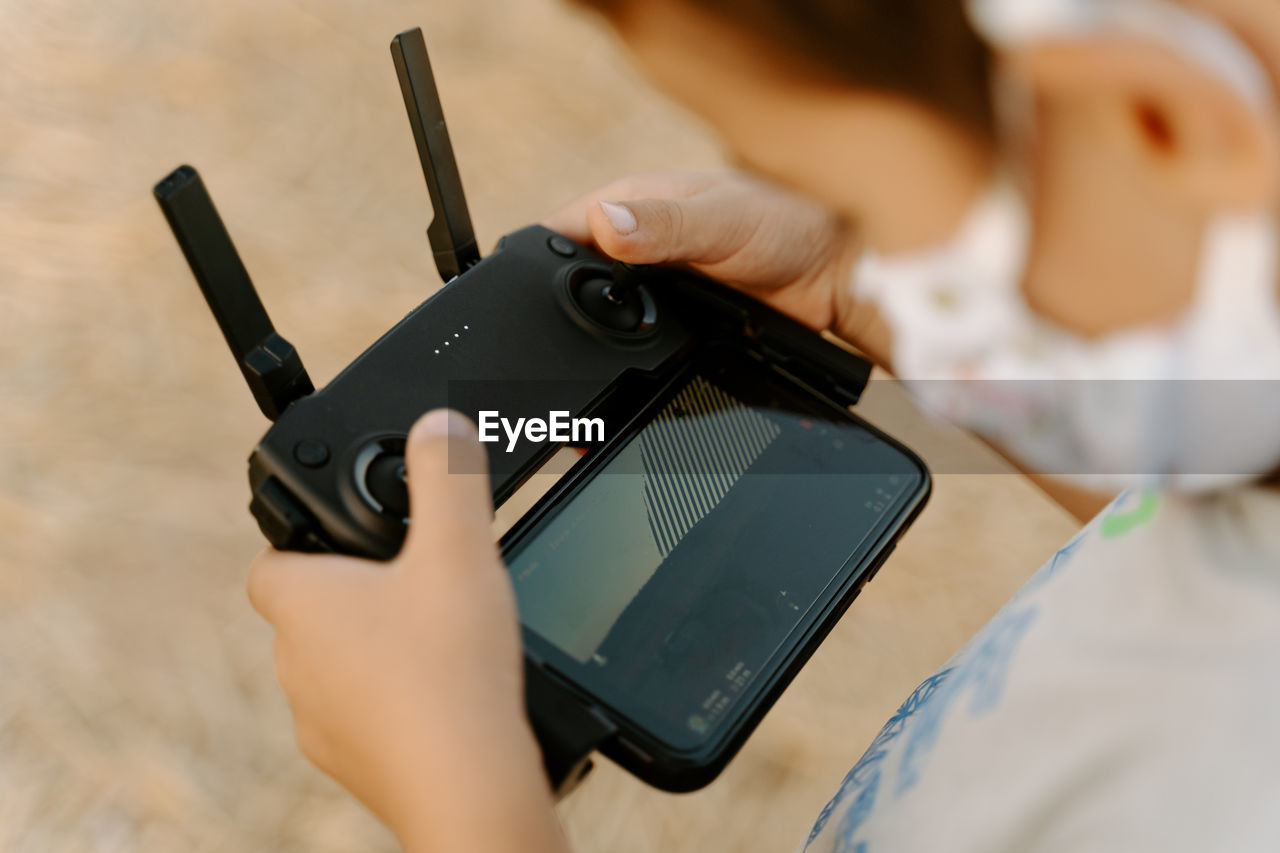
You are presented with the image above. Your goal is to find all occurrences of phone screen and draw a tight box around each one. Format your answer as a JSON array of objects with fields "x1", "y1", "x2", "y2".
[{"x1": 502, "y1": 347, "x2": 925, "y2": 752}]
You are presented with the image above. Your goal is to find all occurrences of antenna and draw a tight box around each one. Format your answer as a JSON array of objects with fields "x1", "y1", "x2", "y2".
[
  {"x1": 391, "y1": 28, "x2": 481, "y2": 282},
  {"x1": 154, "y1": 165, "x2": 314, "y2": 421}
]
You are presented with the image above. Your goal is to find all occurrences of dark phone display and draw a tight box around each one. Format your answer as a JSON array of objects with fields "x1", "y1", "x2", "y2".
[{"x1": 504, "y1": 351, "x2": 924, "y2": 751}]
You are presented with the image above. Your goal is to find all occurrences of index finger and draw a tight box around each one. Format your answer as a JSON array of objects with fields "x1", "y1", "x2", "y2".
[{"x1": 247, "y1": 547, "x2": 309, "y2": 625}]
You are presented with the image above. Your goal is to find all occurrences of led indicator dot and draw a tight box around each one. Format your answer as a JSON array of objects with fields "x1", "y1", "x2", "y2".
[
  {"x1": 464, "y1": 325, "x2": 470, "y2": 330},
  {"x1": 434, "y1": 349, "x2": 440, "y2": 354},
  {"x1": 444, "y1": 341, "x2": 450, "y2": 346},
  {"x1": 453, "y1": 333, "x2": 459, "y2": 338}
]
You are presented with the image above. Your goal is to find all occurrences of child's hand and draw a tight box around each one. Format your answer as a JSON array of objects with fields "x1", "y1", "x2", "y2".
[
  {"x1": 545, "y1": 171, "x2": 1113, "y2": 519},
  {"x1": 248, "y1": 410, "x2": 566, "y2": 853},
  {"x1": 543, "y1": 170, "x2": 893, "y2": 364}
]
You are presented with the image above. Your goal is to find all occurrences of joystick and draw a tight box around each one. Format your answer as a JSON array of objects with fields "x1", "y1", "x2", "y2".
[
  {"x1": 576, "y1": 276, "x2": 643, "y2": 331},
  {"x1": 349, "y1": 436, "x2": 410, "y2": 522},
  {"x1": 566, "y1": 261, "x2": 657, "y2": 337},
  {"x1": 364, "y1": 452, "x2": 409, "y2": 518}
]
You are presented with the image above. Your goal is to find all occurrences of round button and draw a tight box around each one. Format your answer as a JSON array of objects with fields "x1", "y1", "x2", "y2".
[
  {"x1": 365, "y1": 453, "x2": 410, "y2": 519},
  {"x1": 547, "y1": 235, "x2": 577, "y2": 258},
  {"x1": 293, "y1": 439, "x2": 331, "y2": 468}
]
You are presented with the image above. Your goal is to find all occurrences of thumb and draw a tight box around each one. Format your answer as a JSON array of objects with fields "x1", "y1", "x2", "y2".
[
  {"x1": 399, "y1": 410, "x2": 496, "y2": 571},
  {"x1": 588, "y1": 197, "x2": 752, "y2": 268}
]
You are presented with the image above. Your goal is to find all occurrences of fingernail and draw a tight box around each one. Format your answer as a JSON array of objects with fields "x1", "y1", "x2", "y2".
[
  {"x1": 599, "y1": 201, "x2": 638, "y2": 236},
  {"x1": 419, "y1": 409, "x2": 475, "y2": 438}
]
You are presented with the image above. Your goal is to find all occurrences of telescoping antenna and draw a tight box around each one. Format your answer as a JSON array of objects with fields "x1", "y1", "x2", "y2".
[
  {"x1": 391, "y1": 28, "x2": 482, "y2": 283},
  {"x1": 154, "y1": 165, "x2": 314, "y2": 421}
]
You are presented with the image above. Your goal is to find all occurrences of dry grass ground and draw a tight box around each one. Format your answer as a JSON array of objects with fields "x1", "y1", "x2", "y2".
[{"x1": 0, "y1": 1, "x2": 1079, "y2": 850}]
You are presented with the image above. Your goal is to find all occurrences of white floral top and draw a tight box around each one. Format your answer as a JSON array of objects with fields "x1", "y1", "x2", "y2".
[{"x1": 803, "y1": 488, "x2": 1280, "y2": 853}]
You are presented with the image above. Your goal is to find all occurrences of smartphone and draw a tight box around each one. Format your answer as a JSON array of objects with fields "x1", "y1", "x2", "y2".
[{"x1": 500, "y1": 344, "x2": 931, "y2": 791}]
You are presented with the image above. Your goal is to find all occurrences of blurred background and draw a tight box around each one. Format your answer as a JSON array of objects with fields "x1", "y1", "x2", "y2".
[{"x1": 0, "y1": 0, "x2": 1079, "y2": 850}]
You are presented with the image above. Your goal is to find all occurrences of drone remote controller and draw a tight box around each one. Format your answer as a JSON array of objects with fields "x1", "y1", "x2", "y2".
[{"x1": 155, "y1": 28, "x2": 925, "y2": 796}]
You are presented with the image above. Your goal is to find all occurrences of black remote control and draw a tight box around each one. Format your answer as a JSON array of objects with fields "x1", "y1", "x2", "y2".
[{"x1": 155, "y1": 27, "x2": 924, "y2": 797}]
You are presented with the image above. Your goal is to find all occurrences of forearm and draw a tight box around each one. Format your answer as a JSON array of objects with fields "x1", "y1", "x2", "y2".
[{"x1": 388, "y1": 719, "x2": 569, "y2": 853}]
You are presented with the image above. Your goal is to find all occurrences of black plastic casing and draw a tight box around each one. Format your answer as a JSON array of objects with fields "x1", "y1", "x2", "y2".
[
  {"x1": 245, "y1": 224, "x2": 930, "y2": 794},
  {"x1": 248, "y1": 225, "x2": 692, "y2": 558},
  {"x1": 247, "y1": 224, "x2": 882, "y2": 558}
]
